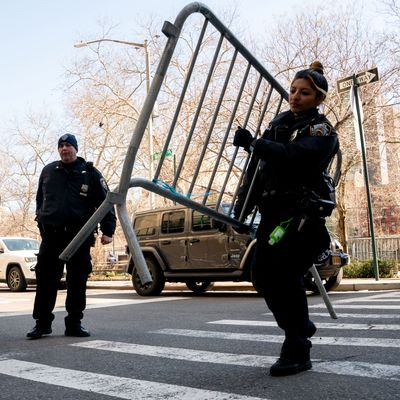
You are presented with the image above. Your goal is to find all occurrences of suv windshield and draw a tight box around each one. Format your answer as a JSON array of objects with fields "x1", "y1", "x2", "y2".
[{"x1": 3, "y1": 238, "x2": 40, "y2": 251}]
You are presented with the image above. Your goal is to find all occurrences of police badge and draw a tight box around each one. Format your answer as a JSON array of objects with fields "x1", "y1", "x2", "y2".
[{"x1": 80, "y1": 184, "x2": 89, "y2": 197}]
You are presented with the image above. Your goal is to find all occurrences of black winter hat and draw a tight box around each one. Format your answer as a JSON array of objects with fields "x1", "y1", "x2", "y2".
[{"x1": 58, "y1": 133, "x2": 78, "y2": 151}]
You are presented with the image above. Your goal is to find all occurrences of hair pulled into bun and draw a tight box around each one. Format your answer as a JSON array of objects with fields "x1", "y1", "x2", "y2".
[
  {"x1": 309, "y1": 61, "x2": 324, "y2": 75},
  {"x1": 293, "y1": 60, "x2": 328, "y2": 96}
]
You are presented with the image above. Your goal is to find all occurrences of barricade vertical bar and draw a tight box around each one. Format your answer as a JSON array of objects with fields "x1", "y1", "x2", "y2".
[
  {"x1": 214, "y1": 63, "x2": 252, "y2": 209},
  {"x1": 226, "y1": 84, "x2": 275, "y2": 217},
  {"x1": 253, "y1": 84, "x2": 274, "y2": 136},
  {"x1": 172, "y1": 33, "x2": 224, "y2": 190},
  {"x1": 213, "y1": 72, "x2": 263, "y2": 212},
  {"x1": 241, "y1": 74, "x2": 264, "y2": 128},
  {"x1": 237, "y1": 96, "x2": 285, "y2": 222},
  {"x1": 153, "y1": 18, "x2": 209, "y2": 181},
  {"x1": 188, "y1": 49, "x2": 239, "y2": 199},
  {"x1": 202, "y1": 71, "x2": 264, "y2": 206}
]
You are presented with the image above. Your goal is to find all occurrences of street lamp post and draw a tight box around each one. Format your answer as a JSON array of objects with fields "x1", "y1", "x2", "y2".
[{"x1": 74, "y1": 38, "x2": 155, "y2": 208}]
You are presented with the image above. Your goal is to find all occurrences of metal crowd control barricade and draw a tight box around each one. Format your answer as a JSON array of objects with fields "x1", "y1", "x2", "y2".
[{"x1": 60, "y1": 2, "x2": 337, "y2": 318}]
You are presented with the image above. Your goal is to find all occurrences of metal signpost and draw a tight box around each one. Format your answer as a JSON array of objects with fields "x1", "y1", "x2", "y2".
[{"x1": 337, "y1": 67, "x2": 380, "y2": 280}]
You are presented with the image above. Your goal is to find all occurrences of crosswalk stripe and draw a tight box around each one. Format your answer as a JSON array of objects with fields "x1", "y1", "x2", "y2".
[
  {"x1": 334, "y1": 299, "x2": 400, "y2": 303},
  {"x1": 72, "y1": 340, "x2": 277, "y2": 366},
  {"x1": 71, "y1": 340, "x2": 400, "y2": 381},
  {"x1": 0, "y1": 297, "x2": 187, "y2": 318},
  {"x1": 314, "y1": 360, "x2": 400, "y2": 380},
  {"x1": 309, "y1": 304, "x2": 400, "y2": 310},
  {"x1": 0, "y1": 359, "x2": 266, "y2": 400},
  {"x1": 333, "y1": 293, "x2": 400, "y2": 303},
  {"x1": 310, "y1": 312, "x2": 400, "y2": 319},
  {"x1": 209, "y1": 319, "x2": 400, "y2": 331},
  {"x1": 0, "y1": 299, "x2": 31, "y2": 304},
  {"x1": 153, "y1": 328, "x2": 400, "y2": 348}
]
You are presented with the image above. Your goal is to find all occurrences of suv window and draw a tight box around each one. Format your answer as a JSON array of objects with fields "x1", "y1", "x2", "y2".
[
  {"x1": 134, "y1": 215, "x2": 157, "y2": 237},
  {"x1": 192, "y1": 211, "x2": 213, "y2": 231},
  {"x1": 161, "y1": 211, "x2": 185, "y2": 234},
  {"x1": 2, "y1": 238, "x2": 40, "y2": 251}
]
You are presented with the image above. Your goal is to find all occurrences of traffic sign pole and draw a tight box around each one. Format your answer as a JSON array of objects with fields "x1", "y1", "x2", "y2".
[{"x1": 351, "y1": 74, "x2": 380, "y2": 280}]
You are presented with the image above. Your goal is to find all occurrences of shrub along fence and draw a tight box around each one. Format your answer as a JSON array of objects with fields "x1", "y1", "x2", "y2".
[{"x1": 346, "y1": 236, "x2": 400, "y2": 278}]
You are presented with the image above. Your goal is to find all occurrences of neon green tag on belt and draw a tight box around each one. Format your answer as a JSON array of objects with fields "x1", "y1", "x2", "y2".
[{"x1": 268, "y1": 217, "x2": 293, "y2": 245}]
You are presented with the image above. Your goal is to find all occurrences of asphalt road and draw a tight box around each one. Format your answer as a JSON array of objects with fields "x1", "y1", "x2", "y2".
[{"x1": 1, "y1": 287, "x2": 400, "y2": 399}]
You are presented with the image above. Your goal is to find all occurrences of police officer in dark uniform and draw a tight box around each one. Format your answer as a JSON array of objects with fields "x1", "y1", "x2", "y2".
[
  {"x1": 233, "y1": 62, "x2": 339, "y2": 376},
  {"x1": 27, "y1": 133, "x2": 116, "y2": 339}
]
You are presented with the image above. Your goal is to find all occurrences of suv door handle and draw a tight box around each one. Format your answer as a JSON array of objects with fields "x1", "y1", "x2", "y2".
[
  {"x1": 189, "y1": 238, "x2": 200, "y2": 244},
  {"x1": 160, "y1": 240, "x2": 171, "y2": 245}
]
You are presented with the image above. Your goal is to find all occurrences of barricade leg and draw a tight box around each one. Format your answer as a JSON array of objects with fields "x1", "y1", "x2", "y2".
[{"x1": 309, "y1": 264, "x2": 338, "y2": 319}]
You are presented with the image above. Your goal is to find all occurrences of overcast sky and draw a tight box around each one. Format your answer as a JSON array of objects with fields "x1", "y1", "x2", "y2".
[{"x1": 1, "y1": 0, "x2": 382, "y2": 131}]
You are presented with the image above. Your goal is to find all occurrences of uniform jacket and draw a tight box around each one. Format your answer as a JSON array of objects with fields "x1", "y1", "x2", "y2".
[
  {"x1": 36, "y1": 156, "x2": 116, "y2": 237},
  {"x1": 234, "y1": 108, "x2": 339, "y2": 221}
]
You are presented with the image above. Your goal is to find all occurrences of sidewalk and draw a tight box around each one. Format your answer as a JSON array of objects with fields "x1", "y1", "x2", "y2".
[{"x1": 87, "y1": 278, "x2": 400, "y2": 292}]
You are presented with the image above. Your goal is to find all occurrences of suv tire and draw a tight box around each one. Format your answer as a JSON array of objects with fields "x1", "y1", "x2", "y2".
[
  {"x1": 7, "y1": 265, "x2": 27, "y2": 292},
  {"x1": 304, "y1": 267, "x2": 343, "y2": 294},
  {"x1": 185, "y1": 280, "x2": 214, "y2": 294},
  {"x1": 132, "y1": 257, "x2": 165, "y2": 296}
]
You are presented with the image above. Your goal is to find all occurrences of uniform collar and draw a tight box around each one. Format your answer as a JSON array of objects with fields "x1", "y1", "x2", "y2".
[{"x1": 55, "y1": 157, "x2": 86, "y2": 171}]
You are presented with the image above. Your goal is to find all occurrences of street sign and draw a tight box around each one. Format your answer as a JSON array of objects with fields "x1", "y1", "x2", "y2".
[
  {"x1": 152, "y1": 148, "x2": 173, "y2": 160},
  {"x1": 336, "y1": 67, "x2": 379, "y2": 94}
]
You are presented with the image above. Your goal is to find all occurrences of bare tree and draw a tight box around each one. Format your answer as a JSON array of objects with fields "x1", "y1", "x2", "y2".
[{"x1": 0, "y1": 112, "x2": 57, "y2": 237}]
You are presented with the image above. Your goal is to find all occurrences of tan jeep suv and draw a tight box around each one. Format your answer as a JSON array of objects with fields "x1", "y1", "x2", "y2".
[{"x1": 126, "y1": 205, "x2": 349, "y2": 296}]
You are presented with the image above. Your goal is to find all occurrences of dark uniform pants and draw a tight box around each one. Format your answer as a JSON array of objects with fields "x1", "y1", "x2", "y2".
[
  {"x1": 33, "y1": 225, "x2": 93, "y2": 329},
  {"x1": 252, "y1": 215, "x2": 330, "y2": 359}
]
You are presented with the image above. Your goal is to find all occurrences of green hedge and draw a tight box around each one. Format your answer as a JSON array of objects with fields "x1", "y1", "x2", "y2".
[{"x1": 344, "y1": 260, "x2": 398, "y2": 278}]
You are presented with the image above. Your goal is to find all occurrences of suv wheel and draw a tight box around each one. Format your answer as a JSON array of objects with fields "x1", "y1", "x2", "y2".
[
  {"x1": 7, "y1": 266, "x2": 27, "y2": 292},
  {"x1": 304, "y1": 268, "x2": 343, "y2": 294},
  {"x1": 185, "y1": 280, "x2": 214, "y2": 294},
  {"x1": 132, "y1": 258, "x2": 165, "y2": 296}
]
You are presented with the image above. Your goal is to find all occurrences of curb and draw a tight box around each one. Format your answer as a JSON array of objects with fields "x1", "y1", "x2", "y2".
[
  {"x1": 335, "y1": 280, "x2": 400, "y2": 291},
  {"x1": 87, "y1": 279, "x2": 400, "y2": 292}
]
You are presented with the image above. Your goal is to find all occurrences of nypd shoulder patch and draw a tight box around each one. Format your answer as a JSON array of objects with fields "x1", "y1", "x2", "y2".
[{"x1": 310, "y1": 123, "x2": 332, "y2": 137}]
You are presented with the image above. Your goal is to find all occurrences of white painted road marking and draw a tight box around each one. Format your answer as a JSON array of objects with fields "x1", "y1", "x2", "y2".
[
  {"x1": 0, "y1": 359, "x2": 266, "y2": 400},
  {"x1": 154, "y1": 328, "x2": 400, "y2": 348},
  {"x1": 72, "y1": 339, "x2": 277, "y2": 366},
  {"x1": 310, "y1": 312, "x2": 400, "y2": 319},
  {"x1": 309, "y1": 304, "x2": 400, "y2": 310},
  {"x1": 209, "y1": 319, "x2": 400, "y2": 331},
  {"x1": 314, "y1": 359, "x2": 400, "y2": 380},
  {"x1": 333, "y1": 293, "x2": 400, "y2": 303},
  {"x1": 72, "y1": 340, "x2": 400, "y2": 381},
  {"x1": 0, "y1": 296, "x2": 187, "y2": 318}
]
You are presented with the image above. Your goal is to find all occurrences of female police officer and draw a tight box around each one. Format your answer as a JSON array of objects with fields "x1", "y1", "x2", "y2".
[{"x1": 233, "y1": 61, "x2": 339, "y2": 376}]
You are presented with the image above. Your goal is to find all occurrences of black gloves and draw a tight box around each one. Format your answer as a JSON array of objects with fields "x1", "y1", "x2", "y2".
[{"x1": 233, "y1": 128, "x2": 253, "y2": 150}]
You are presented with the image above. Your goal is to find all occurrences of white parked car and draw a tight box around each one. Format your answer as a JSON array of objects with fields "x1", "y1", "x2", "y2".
[{"x1": 0, "y1": 237, "x2": 39, "y2": 291}]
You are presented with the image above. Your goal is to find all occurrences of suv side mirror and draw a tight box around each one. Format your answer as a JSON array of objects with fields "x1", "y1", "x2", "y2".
[{"x1": 211, "y1": 219, "x2": 227, "y2": 232}]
